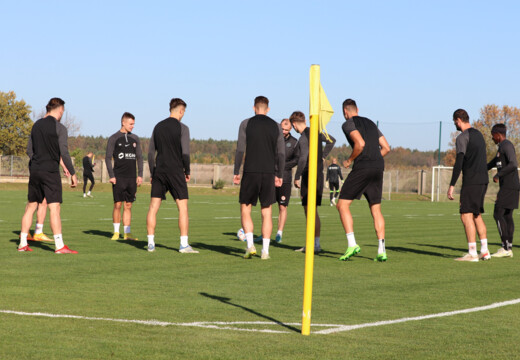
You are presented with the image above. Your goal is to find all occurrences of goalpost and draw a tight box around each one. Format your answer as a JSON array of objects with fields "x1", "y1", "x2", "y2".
[
  {"x1": 431, "y1": 165, "x2": 517, "y2": 202},
  {"x1": 431, "y1": 166, "x2": 453, "y2": 202}
]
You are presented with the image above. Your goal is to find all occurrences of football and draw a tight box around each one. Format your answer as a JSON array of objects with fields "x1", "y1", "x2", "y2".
[{"x1": 237, "y1": 228, "x2": 246, "y2": 241}]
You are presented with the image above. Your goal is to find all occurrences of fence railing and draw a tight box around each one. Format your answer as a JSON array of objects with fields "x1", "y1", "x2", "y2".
[{"x1": 1, "y1": 155, "x2": 443, "y2": 197}]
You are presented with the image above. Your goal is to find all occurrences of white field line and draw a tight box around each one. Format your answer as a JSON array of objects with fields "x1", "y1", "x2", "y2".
[
  {"x1": 2, "y1": 298, "x2": 519, "y2": 335},
  {"x1": 314, "y1": 298, "x2": 520, "y2": 335}
]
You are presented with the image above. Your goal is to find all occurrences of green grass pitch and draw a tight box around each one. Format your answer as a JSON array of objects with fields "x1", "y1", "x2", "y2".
[{"x1": 1, "y1": 184, "x2": 519, "y2": 359}]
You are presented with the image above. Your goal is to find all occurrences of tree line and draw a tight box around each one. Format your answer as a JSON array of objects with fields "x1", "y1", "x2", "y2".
[{"x1": 2, "y1": 90, "x2": 518, "y2": 169}]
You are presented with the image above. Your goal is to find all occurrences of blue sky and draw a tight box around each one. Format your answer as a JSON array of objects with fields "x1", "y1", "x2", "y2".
[{"x1": 2, "y1": 0, "x2": 519, "y2": 151}]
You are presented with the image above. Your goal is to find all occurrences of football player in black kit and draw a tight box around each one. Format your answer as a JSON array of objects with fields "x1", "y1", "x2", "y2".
[
  {"x1": 106, "y1": 112, "x2": 143, "y2": 241},
  {"x1": 233, "y1": 96, "x2": 285, "y2": 260},
  {"x1": 326, "y1": 158, "x2": 343, "y2": 206},
  {"x1": 290, "y1": 111, "x2": 335, "y2": 254},
  {"x1": 18, "y1": 97, "x2": 78, "y2": 254},
  {"x1": 487, "y1": 124, "x2": 519, "y2": 258},
  {"x1": 273, "y1": 118, "x2": 299, "y2": 243},
  {"x1": 147, "y1": 98, "x2": 198, "y2": 253},
  {"x1": 337, "y1": 99, "x2": 390, "y2": 262}
]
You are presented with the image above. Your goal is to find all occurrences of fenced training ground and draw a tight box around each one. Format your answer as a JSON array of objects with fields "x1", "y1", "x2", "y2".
[{"x1": 1, "y1": 184, "x2": 519, "y2": 359}]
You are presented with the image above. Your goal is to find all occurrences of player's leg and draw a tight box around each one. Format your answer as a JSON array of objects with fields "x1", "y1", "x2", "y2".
[
  {"x1": 241, "y1": 203, "x2": 257, "y2": 257},
  {"x1": 19, "y1": 201, "x2": 38, "y2": 251},
  {"x1": 259, "y1": 205, "x2": 272, "y2": 258},
  {"x1": 456, "y1": 213, "x2": 479, "y2": 262},
  {"x1": 474, "y1": 214, "x2": 489, "y2": 259},
  {"x1": 176, "y1": 198, "x2": 197, "y2": 253},
  {"x1": 277, "y1": 204, "x2": 288, "y2": 241},
  {"x1": 122, "y1": 202, "x2": 138, "y2": 240},
  {"x1": 329, "y1": 181, "x2": 334, "y2": 205},
  {"x1": 89, "y1": 175, "x2": 95, "y2": 193},
  {"x1": 47, "y1": 202, "x2": 76, "y2": 253},
  {"x1": 493, "y1": 205, "x2": 508, "y2": 250},
  {"x1": 112, "y1": 201, "x2": 122, "y2": 240},
  {"x1": 337, "y1": 199, "x2": 361, "y2": 260},
  {"x1": 370, "y1": 203, "x2": 387, "y2": 261},
  {"x1": 83, "y1": 176, "x2": 88, "y2": 196},
  {"x1": 505, "y1": 208, "x2": 514, "y2": 252},
  {"x1": 32, "y1": 199, "x2": 51, "y2": 241},
  {"x1": 146, "y1": 197, "x2": 162, "y2": 252}
]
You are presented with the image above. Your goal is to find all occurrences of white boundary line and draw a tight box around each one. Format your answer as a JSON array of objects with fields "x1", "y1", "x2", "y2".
[
  {"x1": 314, "y1": 298, "x2": 520, "y2": 335},
  {"x1": 1, "y1": 298, "x2": 519, "y2": 335}
]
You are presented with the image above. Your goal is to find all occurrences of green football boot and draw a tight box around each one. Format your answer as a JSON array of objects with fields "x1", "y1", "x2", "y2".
[
  {"x1": 339, "y1": 245, "x2": 361, "y2": 261},
  {"x1": 374, "y1": 252, "x2": 388, "y2": 262}
]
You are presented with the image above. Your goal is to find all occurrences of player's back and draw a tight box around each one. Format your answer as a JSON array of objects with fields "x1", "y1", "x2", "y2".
[
  {"x1": 244, "y1": 114, "x2": 279, "y2": 174},
  {"x1": 152, "y1": 117, "x2": 185, "y2": 175},
  {"x1": 29, "y1": 116, "x2": 61, "y2": 173}
]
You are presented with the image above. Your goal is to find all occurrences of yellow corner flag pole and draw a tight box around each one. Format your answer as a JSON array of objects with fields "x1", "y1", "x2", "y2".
[{"x1": 302, "y1": 65, "x2": 321, "y2": 336}]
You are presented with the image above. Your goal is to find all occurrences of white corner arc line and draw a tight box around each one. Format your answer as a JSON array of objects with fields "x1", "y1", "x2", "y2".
[
  {"x1": 314, "y1": 298, "x2": 520, "y2": 335},
  {"x1": 1, "y1": 298, "x2": 519, "y2": 335}
]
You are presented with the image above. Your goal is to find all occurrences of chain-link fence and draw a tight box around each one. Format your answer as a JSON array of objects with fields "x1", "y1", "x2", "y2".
[{"x1": 0, "y1": 156, "x2": 455, "y2": 198}]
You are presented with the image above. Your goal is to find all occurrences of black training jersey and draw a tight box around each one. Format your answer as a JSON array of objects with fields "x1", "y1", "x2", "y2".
[
  {"x1": 82, "y1": 156, "x2": 94, "y2": 176},
  {"x1": 294, "y1": 128, "x2": 335, "y2": 181},
  {"x1": 450, "y1": 128, "x2": 488, "y2": 186},
  {"x1": 487, "y1": 139, "x2": 520, "y2": 190},
  {"x1": 234, "y1": 114, "x2": 285, "y2": 177},
  {"x1": 342, "y1": 116, "x2": 384, "y2": 170},
  {"x1": 148, "y1": 117, "x2": 190, "y2": 176},
  {"x1": 326, "y1": 163, "x2": 343, "y2": 183},
  {"x1": 281, "y1": 133, "x2": 299, "y2": 183},
  {"x1": 27, "y1": 116, "x2": 75, "y2": 175},
  {"x1": 105, "y1": 131, "x2": 143, "y2": 179}
]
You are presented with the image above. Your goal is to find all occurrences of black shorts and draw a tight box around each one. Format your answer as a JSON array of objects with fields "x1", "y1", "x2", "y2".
[
  {"x1": 495, "y1": 187, "x2": 519, "y2": 210},
  {"x1": 460, "y1": 184, "x2": 487, "y2": 215},
  {"x1": 340, "y1": 168, "x2": 383, "y2": 205},
  {"x1": 239, "y1": 172, "x2": 276, "y2": 207},
  {"x1": 113, "y1": 177, "x2": 137, "y2": 203},
  {"x1": 83, "y1": 173, "x2": 95, "y2": 183},
  {"x1": 28, "y1": 170, "x2": 62, "y2": 204},
  {"x1": 329, "y1": 180, "x2": 340, "y2": 192},
  {"x1": 276, "y1": 182, "x2": 292, "y2": 206},
  {"x1": 301, "y1": 171, "x2": 324, "y2": 207},
  {"x1": 151, "y1": 172, "x2": 189, "y2": 201}
]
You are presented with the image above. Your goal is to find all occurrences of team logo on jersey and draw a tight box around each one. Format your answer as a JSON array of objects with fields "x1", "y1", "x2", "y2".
[
  {"x1": 118, "y1": 153, "x2": 124, "y2": 159},
  {"x1": 286, "y1": 143, "x2": 292, "y2": 148},
  {"x1": 281, "y1": 196, "x2": 286, "y2": 201},
  {"x1": 133, "y1": 143, "x2": 137, "y2": 148}
]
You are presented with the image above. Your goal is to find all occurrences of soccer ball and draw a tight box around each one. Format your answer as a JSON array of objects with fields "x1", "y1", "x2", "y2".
[{"x1": 237, "y1": 228, "x2": 246, "y2": 241}]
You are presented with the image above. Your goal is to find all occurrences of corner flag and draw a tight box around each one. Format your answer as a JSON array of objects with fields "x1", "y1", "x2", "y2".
[{"x1": 302, "y1": 65, "x2": 333, "y2": 336}]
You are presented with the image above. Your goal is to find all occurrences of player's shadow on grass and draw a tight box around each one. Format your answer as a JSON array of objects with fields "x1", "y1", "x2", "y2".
[
  {"x1": 407, "y1": 243, "x2": 467, "y2": 257},
  {"x1": 9, "y1": 234, "x2": 54, "y2": 252},
  {"x1": 83, "y1": 229, "x2": 113, "y2": 238},
  {"x1": 117, "y1": 239, "x2": 177, "y2": 251},
  {"x1": 191, "y1": 242, "x2": 243, "y2": 257},
  {"x1": 199, "y1": 292, "x2": 299, "y2": 333}
]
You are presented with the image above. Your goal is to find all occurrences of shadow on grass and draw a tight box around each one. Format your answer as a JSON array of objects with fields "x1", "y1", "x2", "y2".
[
  {"x1": 199, "y1": 292, "x2": 300, "y2": 333},
  {"x1": 406, "y1": 243, "x2": 468, "y2": 258},
  {"x1": 191, "y1": 242, "x2": 243, "y2": 257},
  {"x1": 116, "y1": 239, "x2": 177, "y2": 251},
  {"x1": 83, "y1": 229, "x2": 113, "y2": 238},
  {"x1": 9, "y1": 237, "x2": 54, "y2": 252}
]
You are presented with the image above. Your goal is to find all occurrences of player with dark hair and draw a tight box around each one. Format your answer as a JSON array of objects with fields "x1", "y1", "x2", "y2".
[
  {"x1": 448, "y1": 109, "x2": 490, "y2": 262},
  {"x1": 147, "y1": 98, "x2": 198, "y2": 253},
  {"x1": 18, "y1": 97, "x2": 78, "y2": 254},
  {"x1": 233, "y1": 96, "x2": 285, "y2": 259},
  {"x1": 326, "y1": 158, "x2": 343, "y2": 206},
  {"x1": 337, "y1": 99, "x2": 391, "y2": 262},
  {"x1": 273, "y1": 118, "x2": 299, "y2": 243},
  {"x1": 290, "y1": 110, "x2": 335, "y2": 253},
  {"x1": 82, "y1": 152, "x2": 95, "y2": 198},
  {"x1": 106, "y1": 112, "x2": 143, "y2": 241},
  {"x1": 487, "y1": 123, "x2": 519, "y2": 258}
]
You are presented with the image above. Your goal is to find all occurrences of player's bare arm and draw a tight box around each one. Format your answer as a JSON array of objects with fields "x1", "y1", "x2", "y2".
[
  {"x1": 379, "y1": 136, "x2": 391, "y2": 157},
  {"x1": 343, "y1": 130, "x2": 365, "y2": 168}
]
